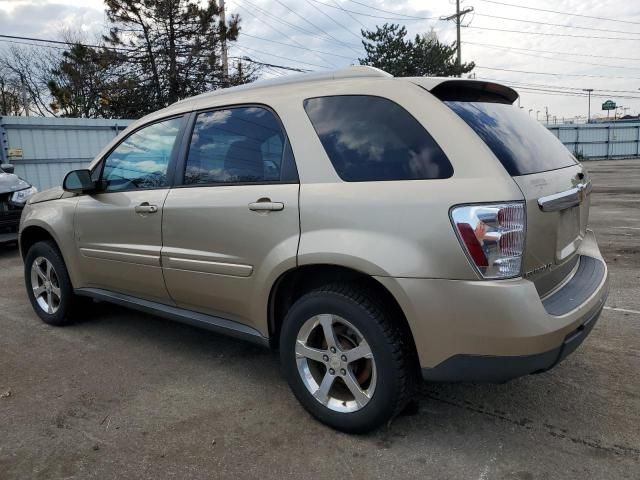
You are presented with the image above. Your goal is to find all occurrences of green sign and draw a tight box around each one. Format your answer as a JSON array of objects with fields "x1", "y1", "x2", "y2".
[{"x1": 602, "y1": 100, "x2": 616, "y2": 111}]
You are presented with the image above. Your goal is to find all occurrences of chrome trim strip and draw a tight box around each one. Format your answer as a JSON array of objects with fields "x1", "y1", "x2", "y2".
[
  {"x1": 163, "y1": 256, "x2": 253, "y2": 277},
  {"x1": 80, "y1": 247, "x2": 160, "y2": 266},
  {"x1": 75, "y1": 287, "x2": 269, "y2": 347},
  {"x1": 538, "y1": 182, "x2": 591, "y2": 212}
]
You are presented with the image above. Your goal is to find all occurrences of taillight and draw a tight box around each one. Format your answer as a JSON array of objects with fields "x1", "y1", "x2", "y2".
[{"x1": 450, "y1": 202, "x2": 525, "y2": 279}]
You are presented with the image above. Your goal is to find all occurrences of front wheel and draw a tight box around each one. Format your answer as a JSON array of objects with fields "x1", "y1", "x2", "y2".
[
  {"x1": 280, "y1": 284, "x2": 414, "y2": 433},
  {"x1": 24, "y1": 240, "x2": 85, "y2": 326}
]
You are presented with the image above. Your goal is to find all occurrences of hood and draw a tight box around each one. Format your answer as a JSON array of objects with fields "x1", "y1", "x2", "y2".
[
  {"x1": 28, "y1": 186, "x2": 71, "y2": 204},
  {"x1": 0, "y1": 171, "x2": 30, "y2": 194}
]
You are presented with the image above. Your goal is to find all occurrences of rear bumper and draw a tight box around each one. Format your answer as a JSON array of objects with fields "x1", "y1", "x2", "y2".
[
  {"x1": 375, "y1": 230, "x2": 609, "y2": 382},
  {"x1": 420, "y1": 300, "x2": 604, "y2": 382}
]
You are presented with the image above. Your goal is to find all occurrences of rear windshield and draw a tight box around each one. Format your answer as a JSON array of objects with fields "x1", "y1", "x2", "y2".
[
  {"x1": 445, "y1": 101, "x2": 576, "y2": 176},
  {"x1": 304, "y1": 95, "x2": 453, "y2": 182}
]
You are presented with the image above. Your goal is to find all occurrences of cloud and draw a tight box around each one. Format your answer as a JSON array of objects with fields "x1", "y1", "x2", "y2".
[
  {"x1": 1, "y1": 0, "x2": 640, "y2": 118},
  {"x1": 0, "y1": 1, "x2": 104, "y2": 39}
]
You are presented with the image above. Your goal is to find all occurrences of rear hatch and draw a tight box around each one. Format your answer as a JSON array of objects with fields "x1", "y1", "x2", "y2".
[{"x1": 429, "y1": 81, "x2": 590, "y2": 296}]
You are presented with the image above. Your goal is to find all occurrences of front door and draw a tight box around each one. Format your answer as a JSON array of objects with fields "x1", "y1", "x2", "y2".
[
  {"x1": 161, "y1": 106, "x2": 300, "y2": 332},
  {"x1": 74, "y1": 116, "x2": 185, "y2": 303}
]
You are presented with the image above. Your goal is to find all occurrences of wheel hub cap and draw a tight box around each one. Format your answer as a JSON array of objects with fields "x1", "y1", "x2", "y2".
[
  {"x1": 329, "y1": 356, "x2": 341, "y2": 369},
  {"x1": 30, "y1": 256, "x2": 61, "y2": 315},
  {"x1": 295, "y1": 314, "x2": 376, "y2": 413}
]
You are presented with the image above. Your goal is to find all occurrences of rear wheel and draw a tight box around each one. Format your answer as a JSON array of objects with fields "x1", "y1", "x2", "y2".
[
  {"x1": 280, "y1": 283, "x2": 414, "y2": 433},
  {"x1": 24, "y1": 240, "x2": 86, "y2": 326}
]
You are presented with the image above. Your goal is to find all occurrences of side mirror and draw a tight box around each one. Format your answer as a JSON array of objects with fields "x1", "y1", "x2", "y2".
[
  {"x1": 1, "y1": 163, "x2": 15, "y2": 174},
  {"x1": 63, "y1": 169, "x2": 96, "y2": 194}
]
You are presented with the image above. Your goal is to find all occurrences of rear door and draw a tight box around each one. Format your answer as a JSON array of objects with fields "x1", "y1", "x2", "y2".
[
  {"x1": 161, "y1": 106, "x2": 300, "y2": 331},
  {"x1": 445, "y1": 100, "x2": 589, "y2": 295}
]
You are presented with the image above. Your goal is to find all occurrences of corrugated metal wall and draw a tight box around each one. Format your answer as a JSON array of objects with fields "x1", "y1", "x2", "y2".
[
  {"x1": 0, "y1": 116, "x2": 133, "y2": 190},
  {"x1": 2, "y1": 116, "x2": 639, "y2": 192},
  {"x1": 547, "y1": 122, "x2": 640, "y2": 159}
]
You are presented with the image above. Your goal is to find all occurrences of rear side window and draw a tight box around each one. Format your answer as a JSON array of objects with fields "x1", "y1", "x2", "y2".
[
  {"x1": 303, "y1": 95, "x2": 453, "y2": 182},
  {"x1": 184, "y1": 106, "x2": 297, "y2": 185},
  {"x1": 445, "y1": 101, "x2": 576, "y2": 176}
]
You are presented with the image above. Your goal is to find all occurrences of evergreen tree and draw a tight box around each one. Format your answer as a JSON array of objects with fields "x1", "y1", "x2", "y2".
[
  {"x1": 103, "y1": 0, "x2": 255, "y2": 115},
  {"x1": 359, "y1": 24, "x2": 475, "y2": 77}
]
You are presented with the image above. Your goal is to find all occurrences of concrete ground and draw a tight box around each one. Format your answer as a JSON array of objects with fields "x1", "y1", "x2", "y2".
[{"x1": 1, "y1": 159, "x2": 639, "y2": 479}]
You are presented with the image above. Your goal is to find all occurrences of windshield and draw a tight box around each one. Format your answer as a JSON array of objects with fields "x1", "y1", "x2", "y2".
[{"x1": 445, "y1": 101, "x2": 576, "y2": 176}]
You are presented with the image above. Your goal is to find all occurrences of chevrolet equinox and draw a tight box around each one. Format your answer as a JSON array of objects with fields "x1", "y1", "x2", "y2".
[{"x1": 19, "y1": 66, "x2": 609, "y2": 433}]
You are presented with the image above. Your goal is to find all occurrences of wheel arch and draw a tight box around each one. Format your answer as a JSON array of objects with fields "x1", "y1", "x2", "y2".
[
  {"x1": 268, "y1": 264, "x2": 419, "y2": 360},
  {"x1": 20, "y1": 224, "x2": 59, "y2": 260}
]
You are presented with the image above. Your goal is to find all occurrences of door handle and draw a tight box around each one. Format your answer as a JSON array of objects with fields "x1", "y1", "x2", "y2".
[
  {"x1": 248, "y1": 199, "x2": 284, "y2": 212},
  {"x1": 134, "y1": 202, "x2": 158, "y2": 214}
]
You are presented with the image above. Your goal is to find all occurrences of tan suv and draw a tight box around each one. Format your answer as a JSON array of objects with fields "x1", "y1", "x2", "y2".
[{"x1": 19, "y1": 66, "x2": 609, "y2": 433}]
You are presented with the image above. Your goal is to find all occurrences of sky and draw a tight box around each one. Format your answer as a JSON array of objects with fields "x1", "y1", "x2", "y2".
[{"x1": 1, "y1": 0, "x2": 640, "y2": 121}]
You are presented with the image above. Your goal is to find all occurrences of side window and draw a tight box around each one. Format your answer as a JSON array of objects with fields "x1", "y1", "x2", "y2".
[
  {"x1": 303, "y1": 95, "x2": 453, "y2": 182},
  {"x1": 184, "y1": 106, "x2": 294, "y2": 185},
  {"x1": 101, "y1": 117, "x2": 182, "y2": 192}
]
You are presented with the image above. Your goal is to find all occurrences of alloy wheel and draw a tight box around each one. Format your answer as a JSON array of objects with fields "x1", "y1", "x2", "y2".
[
  {"x1": 295, "y1": 314, "x2": 377, "y2": 413},
  {"x1": 30, "y1": 256, "x2": 61, "y2": 314}
]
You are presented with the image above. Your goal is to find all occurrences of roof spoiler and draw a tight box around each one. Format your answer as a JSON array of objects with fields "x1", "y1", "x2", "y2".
[{"x1": 429, "y1": 80, "x2": 519, "y2": 105}]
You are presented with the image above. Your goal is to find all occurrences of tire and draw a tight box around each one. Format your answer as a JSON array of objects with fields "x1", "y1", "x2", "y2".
[
  {"x1": 280, "y1": 283, "x2": 414, "y2": 433},
  {"x1": 24, "y1": 240, "x2": 86, "y2": 326}
]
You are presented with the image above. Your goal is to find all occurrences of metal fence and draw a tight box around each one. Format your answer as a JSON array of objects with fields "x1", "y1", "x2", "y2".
[
  {"x1": 2, "y1": 116, "x2": 639, "y2": 191},
  {"x1": 546, "y1": 122, "x2": 640, "y2": 159},
  {"x1": 0, "y1": 116, "x2": 133, "y2": 191}
]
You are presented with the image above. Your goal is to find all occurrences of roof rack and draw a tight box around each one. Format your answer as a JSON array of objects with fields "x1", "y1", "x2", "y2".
[{"x1": 178, "y1": 66, "x2": 392, "y2": 104}]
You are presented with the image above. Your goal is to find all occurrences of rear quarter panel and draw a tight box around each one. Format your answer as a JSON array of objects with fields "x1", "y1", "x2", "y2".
[{"x1": 282, "y1": 79, "x2": 524, "y2": 279}]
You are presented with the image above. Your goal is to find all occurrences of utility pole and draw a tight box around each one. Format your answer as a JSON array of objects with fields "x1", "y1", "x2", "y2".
[
  {"x1": 219, "y1": 0, "x2": 229, "y2": 84},
  {"x1": 441, "y1": 1, "x2": 474, "y2": 77},
  {"x1": 582, "y1": 88, "x2": 593, "y2": 123},
  {"x1": 545, "y1": 106, "x2": 549, "y2": 124}
]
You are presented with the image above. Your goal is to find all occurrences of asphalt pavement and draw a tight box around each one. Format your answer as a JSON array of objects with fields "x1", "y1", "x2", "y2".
[{"x1": 1, "y1": 159, "x2": 639, "y2": 479}]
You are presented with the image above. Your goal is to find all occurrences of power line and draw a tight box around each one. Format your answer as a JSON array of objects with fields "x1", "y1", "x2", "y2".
[
  {"x1": 0, "y1": 32, "x2": 313, "y2": 74},
  {"x1": 231, "y1": 43, "x2": 329, "y2": 70},
  {"x1": 235, "y1": 0, "x2": 359, "y2": 53},
  {"x1": 346, "y1": 0, "x2": 435, "y2": 20},
  {"x1": 229, "y1": 1, "x2": 341, "y2": 67},
  {"x1": 0, "y1": 37, "x2": 68, "y2": 50},
  {"x1": 330, "y1": 0, "x2": 367, "y2": 29},
  {"x1": 0, "y1": 33, "x2": 131, "y2": 51},
  {"x1": 308, "y1": 0, "x2": 439, "y2": 21},
  {"x1": 475, "y1": 0, "x2": 640, "y2": 26},
  {"x1": 472, "y1": 77, "x2": 640, "y2": 100},
  {"x1": 476, "y1": 77, "x2": 640, "y2": 95},
  {"x1": 475, "y1": 65, "x2": 640, "y2": 81},
  {"x1": 473, "y1": 12, "x2": 640, "y2": 36},
  {"x1": 513, "y1": 86, "x2": 640, "y2": 100},
  {"x1": 234, "y1": 55, "x2": 310, "y2": 73},
  {"x1": 464, "y1": 41, "x2": 640, "y2": 63},
  {"x1": 273, "y1": 0, "x2": 361, "y2": 51},
  {"x1": 240, "y1": 32, "x2": 356, "y2": 61},
  {"x1": 467, "y1": 25, "x2": 640, "y2": 41},
  {"x1": 304, "y1": 0, "x2": 362, "y2": 41},
  {"x1": 468, "y1": 43, "x2": 640, "y2": 71}
]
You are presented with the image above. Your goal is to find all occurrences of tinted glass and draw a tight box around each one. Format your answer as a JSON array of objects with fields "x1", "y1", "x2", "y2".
[
  {"x1": 185, "y1": 107, "x2": 291, "y2": 184},
  {"x1": 102, "y1": 118, "x2": 182, "y2": 191},
  {"x1": 446, "y1": 101, "x2": 576, "y2": 176},
  {"x1": 303, "y1": 95, "x2": 453, "y2": 182}
]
